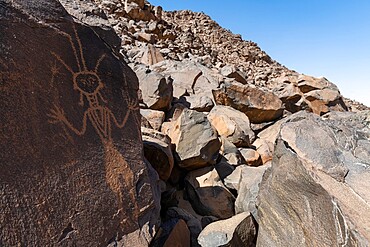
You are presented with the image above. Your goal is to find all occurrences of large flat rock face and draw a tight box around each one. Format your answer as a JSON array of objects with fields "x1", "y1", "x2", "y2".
[
  {"x1": 0, "y1": 1, "x2": 159, "y2": 246},
  {"x1": 256, "y1": 111, "x2": 370, "y2": 247}
]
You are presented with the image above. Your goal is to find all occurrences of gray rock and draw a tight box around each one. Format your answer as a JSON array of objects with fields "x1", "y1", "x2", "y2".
[
  {"x1": 140, "y1": 109, "x2": 165, "y2": 131},
  {"x1": 184, "y1": 94, "x2": 215, "y2": 112},
  {"x1": 257, "y1": 111, "x2": 370, "y2": 246},
  {"x1": 214, "y1": 159, "x2": 235, "y2": 181},
  {"x1": 168, "y1": 109, "x2": 221, "y2": 170},
  {"x1": 185, "y1": 167, "x2": 235, "y2": 219},
  {"x1": 197, "y1": 212, "x2": 250, "y2": 247},
  {"x1": 219, "y1": 137, "x2": 246, "y2": 166},
  {"x1": 224, "y1": 165, "x2": 271, "y2": 219},
  {"x1": 134, "y1": 65, "x2": 173, "y2": 111},
  {"x1": 151, "y1": 60, "x2": 221, "y2": 98}
]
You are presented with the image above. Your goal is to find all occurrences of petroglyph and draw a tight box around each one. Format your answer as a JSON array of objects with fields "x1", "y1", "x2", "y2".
[{"x1": 47, "y1": 24, "x2": 140, "y2": 231}]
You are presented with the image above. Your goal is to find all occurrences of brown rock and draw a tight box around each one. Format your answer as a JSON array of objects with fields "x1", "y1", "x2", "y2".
[
  {"x1": 220, "y1": 64, "x2": 248, "y2": 84},
  {"x1": 208, "y1": 105, "x2": 255, "y2": 147},
  {"x1": 305, "y1": 88, "x2": 347, "y2": 115},
  {"x1": 140, "y1": 109, "x2": 165, "y2": 131},
  {"x1": 239, "y1": 148, "x2": 262, "y2": 167},
  {"x1": 141, "y1": 44, "x2": 164, "y2": 65},
  {"x1": 297, "y1": 75, "x2": 336, "y2": 93},
  {"x1": 273, "y1": 83, "x2": 303, "y2": 113},
  {"x1": 165, "y1": 207, "x2": 203, "y2": 247},
  {"x1": 185, "y1": 167, "x2": 235, "y2": 219},
  {"x1": 227, "y1": 215, "x2": 257, "y2": 247},
  {"x1": 142, "y1": 127, "x2": 174, "y2": 181},
  {"x1": 252, "y1": 139, "x2": 274, "y2": 164},
  {"x1": 163, "y1": 219, "x2": 191, "y2": 247},
  {"x1": 0, "y1": 1, "x2": 159, "y2": 246},
  {"x1": 212, "y1": 82, "x2": 284, "y2": 124}
]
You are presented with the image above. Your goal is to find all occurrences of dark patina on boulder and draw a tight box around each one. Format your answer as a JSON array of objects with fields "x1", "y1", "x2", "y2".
[{"x1": 0, "y1": 1, "x2": 159, "y2": 246}]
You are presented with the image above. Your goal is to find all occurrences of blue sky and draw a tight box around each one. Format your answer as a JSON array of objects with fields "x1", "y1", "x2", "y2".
[{"x1": 150, "y1": 0, "x2": 370, "y2": 106}]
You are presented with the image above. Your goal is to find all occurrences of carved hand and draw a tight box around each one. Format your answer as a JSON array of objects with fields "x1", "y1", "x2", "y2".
[
  {"x1": 47, "y1": 104, "x2": 68, "y2": 124},
  {"x1": 122, "y1": 90, "x2": 139, "y2": 111}
]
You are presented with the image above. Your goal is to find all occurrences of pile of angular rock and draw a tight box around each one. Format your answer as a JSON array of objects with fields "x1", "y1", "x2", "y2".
[
  {"x1": 2, "y1": 0, "x2": 369, "y2": 246},
  {"x1": 57, "y1": 0, "x2": 370, "y2": 246}
]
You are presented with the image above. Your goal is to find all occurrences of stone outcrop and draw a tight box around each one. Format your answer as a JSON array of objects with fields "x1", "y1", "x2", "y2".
[
  {"x1": 134, "y1": 65, "x2": 173, "y2": 110},
  {"x1": 2, "y1": 0, "x2": 370, "y2": 246},
  {"x1": 0, "y1": 1, "x2": 159, "y2": 246},
  {"x1": 208, "y1": 105, "x2": 255, "y2": 147},
  {"x1": 185, "y1": 167, "x2": 235, "y2": 219},
  {"x1": 257, "y1": 111, "x2": 370, "y2": 246},
  {"x1": 213, "y1": 82, "x2": 284, "y2": 123},
  {"x1": 142, "y1": 127, "x2": 174, "y2": 181},
  {"x1": 197, "y1": 212, "x2": 251, "y2": 247},
  {"x1": 167, "y1": 109, "x2": 221, "y2": 170}
]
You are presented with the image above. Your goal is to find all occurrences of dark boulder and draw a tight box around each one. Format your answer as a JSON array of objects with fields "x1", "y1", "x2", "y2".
[{"x1": 0, "y1": 1, "x2": 159, "y2": 246}]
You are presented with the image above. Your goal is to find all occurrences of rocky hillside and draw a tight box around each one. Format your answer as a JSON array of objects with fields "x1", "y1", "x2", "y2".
[{"x1": 1, "y1": 0, "x2": 369, "y2": 246}]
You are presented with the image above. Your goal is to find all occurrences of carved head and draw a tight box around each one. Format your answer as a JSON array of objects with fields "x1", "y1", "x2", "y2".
[{"x1": 73, "y1": 71, "x2": 103, "y2": 95}]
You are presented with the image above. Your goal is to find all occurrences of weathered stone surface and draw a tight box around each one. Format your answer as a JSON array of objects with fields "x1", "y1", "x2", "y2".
[
  {"x1": 168, "y1": 109, "x2": 221, "y2": 170},
  {"x1": 219, "y1": 137, "x2": 246, "y2": 166},
  {"x1": 305, "y1": 88, "x2": 347, "y2": 115},
  {"x1": 214, "y1": 159, "x2": 235, "y2": 181},
  {"x1": 142, "y1": 127, "x2": 174, "y2": 181},
  {"x1": 134, "y1": 65, "x2": 173, "y2": 110},
  {"x1": 226, "y1": 214, "x2": 257, "y2": 247},
  {"x1": 163, "y1": 219, "x2": 191, "y2": 247},
  {"x1": 151, "y1": 60, "x2": 221, "y2": 98},
  {"x1": 140, "y1": 44, "x2": 164, "y2": 65},
  {"x1": 152, "y1": 60, "x2": 202, "y2": 98},
  {"x1": 124, "y1": 0, "x2": 156, "y2": 21},
  {"x1": 220, "y1": 64, "x2": 248, "y2": 84},
  {"x1": 212, "y1": 82, "x2": 284, "y2": 124},
  {"x1": 184, "y1": 94, "x2": 214, "y2": 112},
  {"x1": 197, "y1": 212, "x2": 250, "y2": 247},
  {"x1": 256, "y1": 117, "x2": 287, "y2": 144},
  {"x1": 257, "y1": 111, "x2": 370, "y2": 246},
  {"x1": 140, "y1": 109, "x2": 165, "y2": 131},
  {"x1": 229, "y1": 165, "x2": 271, "y2": 219},
  {"x1": 273, "y1": 83, "x2": 303, "y2": 113},
  {"x1": 150, "y1": 218, "x2": 191, "y2": 247},
  {"x1": 297, "y1": 75, "x2": 337, "y2": 93},
  {"x1": 185, "y1": 167, "x2": 235, "y2": 219},
  {"x1": 0, "y1": 1, "x2": 159, "y2": 246},
  {"x1": 208, "y1": 105, "x2": 255, "y2": 147},
  {"x1": 165, "y1": 207, "x2": 203, "y2": 247},
  {"x1": 252, "y1": 138, "x2": 274, "y2": 165},
  {"x1": 239, "y1": 148, "x2": 262, "y2": 167}
]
